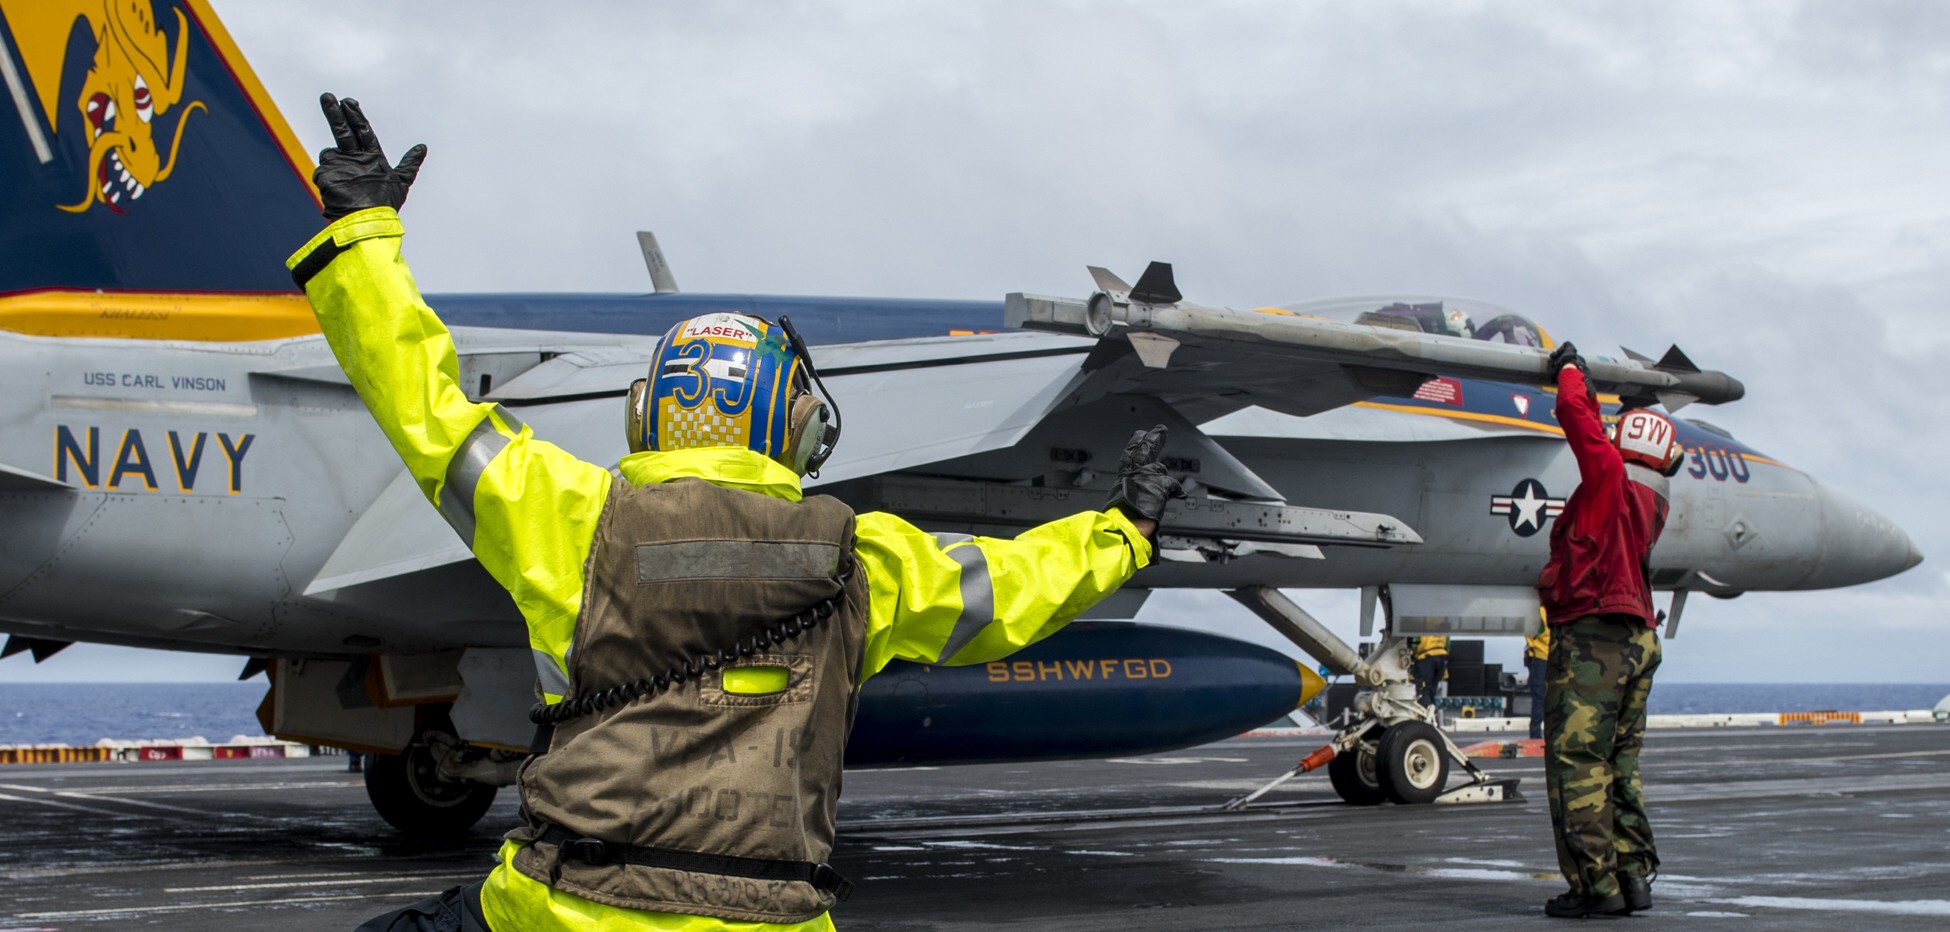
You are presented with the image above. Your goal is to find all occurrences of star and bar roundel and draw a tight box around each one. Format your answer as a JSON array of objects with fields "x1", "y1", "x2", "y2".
[{"x1": 1490, "y1": 478, "x2": 1565, "y2": 537}]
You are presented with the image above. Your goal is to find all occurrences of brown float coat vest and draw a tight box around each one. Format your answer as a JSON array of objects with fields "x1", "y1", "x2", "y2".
[{"x1": 507, "y1": 477, "x2": 870, "y2": 923}]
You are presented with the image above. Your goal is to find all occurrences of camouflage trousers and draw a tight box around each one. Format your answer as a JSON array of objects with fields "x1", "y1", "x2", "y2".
[{"x1": 1545, "y1": 614, "x2": 1661, "y2": 898}]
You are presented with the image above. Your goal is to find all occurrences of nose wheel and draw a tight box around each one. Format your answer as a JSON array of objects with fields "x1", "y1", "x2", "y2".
[
  {"x1": 1375, "y1": 721, "x2": 1450, "y2": 805},
  {"x1": 1326, "y1": 729, "x2": 1387, "y2": 805}
]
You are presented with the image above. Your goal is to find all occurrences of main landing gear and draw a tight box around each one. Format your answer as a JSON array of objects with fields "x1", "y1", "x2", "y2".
[{"x1": 363, "y1": 730, "x2": 520, "y2": 836}]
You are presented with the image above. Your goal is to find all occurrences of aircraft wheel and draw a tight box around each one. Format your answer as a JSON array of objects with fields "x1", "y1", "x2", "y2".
[
  {"x1": 1327, "y1": 731, "x2": 1388, "y2": 806},
  {"x1": 364, "y1": 742, "x2": 498, "y2": 836},
  {"x1": 1376, "y1": 721, "x2": 1450, "y2": 805}
]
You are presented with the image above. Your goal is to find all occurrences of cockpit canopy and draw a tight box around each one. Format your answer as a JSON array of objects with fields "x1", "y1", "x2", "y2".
[{"x1": 1274, "y1": 296, "x2": 1554, "y2": 349}]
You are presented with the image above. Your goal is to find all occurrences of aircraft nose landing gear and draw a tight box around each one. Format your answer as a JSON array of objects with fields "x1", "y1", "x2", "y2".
[
  {"x1": 1325, "y1": 729, "x2": 1387, "y2": 806},
  {"x1": 1375, "y1": 720, "x2": 1450, "y2": 805},
  {"x1": 1222, "y1": 587, "x2": 1521, "y2": 809}
]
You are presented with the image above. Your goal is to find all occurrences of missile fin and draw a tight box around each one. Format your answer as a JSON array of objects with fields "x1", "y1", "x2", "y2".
[
  {"x1": 1086, "y1": 265, "x2": 1132, "y2": 298},
  {"x1": 1656, "y1": 390, "x2": 1699, "y2": 413},
  {"x1": 1129, "y1": 261, "x2": 1182, "y2": 305},
  {"x1": 1656, "y1": 344, "x2": 1700, "y2": 373}
]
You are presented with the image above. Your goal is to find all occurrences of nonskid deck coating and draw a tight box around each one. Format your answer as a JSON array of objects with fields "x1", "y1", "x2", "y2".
[{"x1": 0, "y1": 725, "x2": 1945, "y2": 929}]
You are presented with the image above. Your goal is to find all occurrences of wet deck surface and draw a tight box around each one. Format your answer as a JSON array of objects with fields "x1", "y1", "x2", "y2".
[{"x1": 0, "y1": 724, "x2": 1946, "y2": 929}]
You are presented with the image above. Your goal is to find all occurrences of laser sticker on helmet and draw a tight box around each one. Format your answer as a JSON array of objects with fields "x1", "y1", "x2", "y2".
[{"x1": 677, "y1": 314, "x2": 764, "y2": 344}]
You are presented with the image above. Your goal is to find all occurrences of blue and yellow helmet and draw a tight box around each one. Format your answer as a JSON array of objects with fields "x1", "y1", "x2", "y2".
[{"x1": 625, "y1": 313, "x2": 836, "y2": 474}]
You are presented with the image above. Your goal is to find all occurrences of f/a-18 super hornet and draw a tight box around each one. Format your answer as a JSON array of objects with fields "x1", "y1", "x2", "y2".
[{"x1": 0, "y1": 0, "x2": 1919, "y2": 834}]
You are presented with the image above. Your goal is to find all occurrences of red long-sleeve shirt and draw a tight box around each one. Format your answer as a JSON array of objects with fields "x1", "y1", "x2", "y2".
[{"x1": 1535, "y1": 367, "x2": 1670, "y2": 627}]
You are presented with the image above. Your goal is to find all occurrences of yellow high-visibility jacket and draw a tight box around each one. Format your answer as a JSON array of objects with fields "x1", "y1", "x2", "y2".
[
  {"x1": 1525, "y1": 621, "x2": 1551, "y2": 662},
  {"x1": 290, "y1": 208, "x2": 1152, "y2": 931},
  {"x1": 1412, "y1": 636, "x2": 1449, "y2": 661}
]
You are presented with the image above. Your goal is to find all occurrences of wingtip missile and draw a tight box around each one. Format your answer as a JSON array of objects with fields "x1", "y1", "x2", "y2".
[{"x1": 1603, "y1": 343, "x2": 1741, "y2": 407}]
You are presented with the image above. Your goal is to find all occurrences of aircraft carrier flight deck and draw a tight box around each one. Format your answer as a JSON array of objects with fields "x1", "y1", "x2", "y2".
[{"x1": 0, "y1": 724, "x2": 1945, "y2": 930}]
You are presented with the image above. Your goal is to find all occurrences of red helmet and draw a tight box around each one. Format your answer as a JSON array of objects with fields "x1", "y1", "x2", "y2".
[{"x1": 1611, "y1": 409, "x2": 1684, "y2": 475}]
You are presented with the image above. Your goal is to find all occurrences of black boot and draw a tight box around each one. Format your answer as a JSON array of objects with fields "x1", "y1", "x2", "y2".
[
  {"x1": 1617, "y1": 874, "x2": 1652, "y2": 913},
  {"x1": 1544, "y1": 889, "x2": 1627, "y2": 918}
]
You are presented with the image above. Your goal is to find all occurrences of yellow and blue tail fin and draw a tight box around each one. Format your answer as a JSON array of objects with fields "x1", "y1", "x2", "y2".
[{"x1": 0, "y1": 0, "x2": 323, "y2": 338}]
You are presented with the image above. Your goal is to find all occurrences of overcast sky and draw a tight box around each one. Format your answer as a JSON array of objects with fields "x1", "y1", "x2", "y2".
[{"x1": 5, "y1": 1, "x2": 1947, "y2": 688}]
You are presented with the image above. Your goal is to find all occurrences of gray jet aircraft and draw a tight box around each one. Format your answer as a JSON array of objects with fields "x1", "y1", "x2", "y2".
[{"x1": 0, "y1": 0, "x2": 1919, "y2": 834}]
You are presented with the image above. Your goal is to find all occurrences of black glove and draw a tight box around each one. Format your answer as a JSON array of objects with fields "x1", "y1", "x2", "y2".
[
  {"x1": 1105, "y1": 425, "x2": 1186, "y2": 528},
  {"x1": 315, "y1": 93, "x2": 426, "y2": 220},
  {"x1": 1547, "y1": 341, "x2": 1587, "y2": 378},
  {"x1": 1548, "y1": 341, "x2": 1599, "y2": 407}
]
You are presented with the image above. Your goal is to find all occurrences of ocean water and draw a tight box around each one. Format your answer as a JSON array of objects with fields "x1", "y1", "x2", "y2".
[
  {"x1": 1648, "y1": 682, "x2": 1950, "y2": 716},
  {"x1": 0, "y1": 681, "x2": 1946, "y2": 746},
  {"x1": 0, "y1": 682, "x2": 268, "y2": 746}
]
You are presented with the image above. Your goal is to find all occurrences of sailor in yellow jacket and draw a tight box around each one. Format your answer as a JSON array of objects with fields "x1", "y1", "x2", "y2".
[
  {"x1": 1526, "y1": 616, "x2": 1551, "y2": 739},
  {"x1": 1410, "y1": 636, "x2": 1449, "y2": 708},
  {"x1": 292, "y1": 96, "x2": 1182, "y2": 932}
]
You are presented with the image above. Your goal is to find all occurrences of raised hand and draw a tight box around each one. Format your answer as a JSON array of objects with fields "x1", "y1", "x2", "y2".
[
  {"x1": 1105, "y1": 425, "x2": 1186, "y2": 535},
  {"x1": 314, "y1": 93, "x2": 427, "y2": 220}
]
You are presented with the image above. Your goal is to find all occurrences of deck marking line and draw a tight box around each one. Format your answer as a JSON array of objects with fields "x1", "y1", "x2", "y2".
[
  {"x1": 1709, "y1": 896, "x2": 1950, "y2": 917},
  {"x1": 0, "y1": 783, "x2": 219, "y2": 818},
  {"x1": 17, "y1": 890, "x2": 446, "y2": 920},
  {"x1": 0, "y1": 791, "x2": 132, "y2": 818},
  {"x1": 1804, "y1": 749, "x2": 1950, "y2": 764},
  {"x1": 167, "y1": 872, "x2": 481, "y2": 894}
]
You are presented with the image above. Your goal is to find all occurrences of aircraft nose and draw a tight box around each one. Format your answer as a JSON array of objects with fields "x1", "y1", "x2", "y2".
[{"x1": 1810, "y1": 482, "x2": 1922, "y2": 588}]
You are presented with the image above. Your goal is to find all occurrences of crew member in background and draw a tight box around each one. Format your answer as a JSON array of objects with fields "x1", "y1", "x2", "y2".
[
  {"x1": 1525, "y1": 616, "x2": 1550, "y2": 740},
  {"x1": 1534, "y1": 342, "x2": 1685, "y2": 919},
  {"x1": 1410, "y1": 636, "x2": 1449, "y2": 708},
  {"x1": 291, "y1": 95, "x2": 1184, "y2": 932}
]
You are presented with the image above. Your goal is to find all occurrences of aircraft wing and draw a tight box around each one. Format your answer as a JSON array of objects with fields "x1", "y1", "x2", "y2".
[
  {"x1": 304, "y1": 265, "x2": 1749, "y2": 593},
  {"x1": 483, "y1": 330, "x2": 1106, "y2": 485},
  {"x1": 1005, "y1": 263, "x2": 1745, "y2": 420},
  {"x1": 302, "y1": 330, "x2": 1109, "y2": 593}
]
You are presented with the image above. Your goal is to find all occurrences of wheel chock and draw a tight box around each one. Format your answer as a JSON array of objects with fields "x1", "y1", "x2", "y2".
[{"x1": 1433, "y1": 777, "x2": 1523, "y2": 805}]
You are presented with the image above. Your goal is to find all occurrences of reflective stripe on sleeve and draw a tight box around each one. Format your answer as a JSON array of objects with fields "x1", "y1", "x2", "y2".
[
  {"x1": 437, "y1": 407, "x2": 523, "y2": 545},
  {"x1": 934, "y1": 536, "x2": 995, "y2": 663},
  {"x1": 1625, "y1": 463, "x2": 1670, "y2": 502},
  {"x1": 532, "y1": 647, "x2": 571, "y2": 698}
]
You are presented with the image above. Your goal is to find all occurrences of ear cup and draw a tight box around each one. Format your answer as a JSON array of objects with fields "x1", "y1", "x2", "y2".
[
  {"x1": 785, "y1": 392, "x2": 829, "y2": 474},
  {"x1": 625, "y1": 378, "x2": 649, "y2": 453}
]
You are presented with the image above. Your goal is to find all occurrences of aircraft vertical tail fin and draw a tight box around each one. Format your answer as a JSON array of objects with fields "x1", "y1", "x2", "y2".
[{"x1": 0, "y1": 0, "x2": 324, "y2": 339}]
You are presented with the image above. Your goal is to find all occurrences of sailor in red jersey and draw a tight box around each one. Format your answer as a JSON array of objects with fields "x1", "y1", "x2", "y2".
[{"x1": 1535, "y1": 342, "x2": 1686, "y2": 919}]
